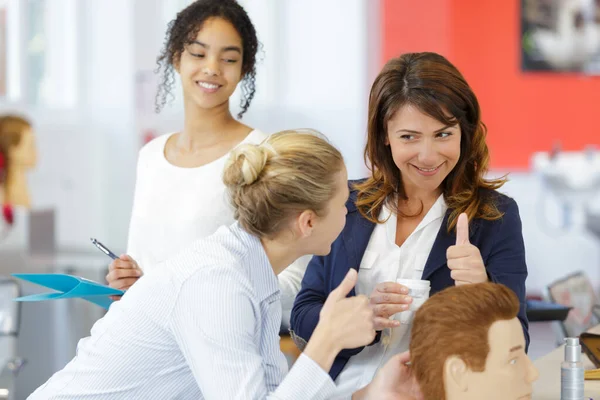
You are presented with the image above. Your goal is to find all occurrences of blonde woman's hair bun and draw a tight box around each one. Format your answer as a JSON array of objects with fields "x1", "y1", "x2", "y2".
[
  {"x1": 224, "y1": 143, "x2": 274, "y2": 186},
  {"x1": 223, "y1": 129, "x2": 344, "y2": 239}
]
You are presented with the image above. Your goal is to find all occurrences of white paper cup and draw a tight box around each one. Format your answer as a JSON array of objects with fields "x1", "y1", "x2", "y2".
[{"x1": 395, "y1": 279, "x2": 431, "y2": 324}]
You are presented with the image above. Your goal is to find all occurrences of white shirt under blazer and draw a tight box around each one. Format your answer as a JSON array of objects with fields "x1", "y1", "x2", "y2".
[{"x1": 333, "y1": 194, "x2": 447, "y2": 399}]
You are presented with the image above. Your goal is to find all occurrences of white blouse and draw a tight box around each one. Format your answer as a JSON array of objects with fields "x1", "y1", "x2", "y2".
[{"x1": 125, "y1": 130, "x2": 307, "y2": 327}]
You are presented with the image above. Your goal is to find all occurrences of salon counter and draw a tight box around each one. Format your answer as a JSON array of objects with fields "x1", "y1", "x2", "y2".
[{"x1": 533, "y1": 324, "x2": 600, "y2": 400}]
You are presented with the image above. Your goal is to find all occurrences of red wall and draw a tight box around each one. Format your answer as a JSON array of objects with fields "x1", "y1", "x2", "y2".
[{"x1": 382, "y1": 0, "x2": 600, "y2": 169}]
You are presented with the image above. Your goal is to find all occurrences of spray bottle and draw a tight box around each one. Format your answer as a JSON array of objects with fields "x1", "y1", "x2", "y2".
[{"x1": 561, "y1": 337, "x2": 584, "y2": 400}]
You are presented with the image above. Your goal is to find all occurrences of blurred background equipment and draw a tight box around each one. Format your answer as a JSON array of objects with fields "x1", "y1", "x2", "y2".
[{"x1": 522, "y1": 0, "x2": 600, "y2": 73}]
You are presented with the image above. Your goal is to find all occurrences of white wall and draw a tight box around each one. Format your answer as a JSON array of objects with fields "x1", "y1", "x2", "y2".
[{"x1": 237, "y1": 0, "x2": 373, "y2": 179}]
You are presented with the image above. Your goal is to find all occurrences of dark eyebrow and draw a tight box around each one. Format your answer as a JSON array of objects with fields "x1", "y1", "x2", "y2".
[
  {"x1": 509, "y1": 345, "x2": 523, "y2": 353},
  {"x1": 190, "y1": 41, "x2": 242, "y2": 54},
  {"x1": 396, "y1": 125, "x2": 456, "y2": 135}
]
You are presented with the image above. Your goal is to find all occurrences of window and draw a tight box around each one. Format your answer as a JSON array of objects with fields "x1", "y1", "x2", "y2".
[
  {"x1": 0, "y1": 0, "x2": 78, "y2": 107},
  {"x1": 25, "y1": 0, "x2": 46, "y2": 104}
]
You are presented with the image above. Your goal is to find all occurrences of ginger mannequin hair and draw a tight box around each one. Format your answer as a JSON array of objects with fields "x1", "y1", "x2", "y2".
[{"x1": 409, "y1": 282, "x2": 519, "y2": 400}]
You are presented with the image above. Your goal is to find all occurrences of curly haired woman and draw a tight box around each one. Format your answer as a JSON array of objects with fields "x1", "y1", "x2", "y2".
[{"x1": 106, "y1": 0, "x2": 305, "y2": 318}]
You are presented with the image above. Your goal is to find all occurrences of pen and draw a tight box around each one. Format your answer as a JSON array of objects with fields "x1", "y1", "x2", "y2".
[{"x1": 90, "y1": 238, "x2": 119, "y2": 260}]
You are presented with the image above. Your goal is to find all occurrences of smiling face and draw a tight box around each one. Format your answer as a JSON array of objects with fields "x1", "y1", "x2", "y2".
[
  {"x1": 386, "y1": 104, "x2": 461, "y2": 198},
  {"x1": 176, "y1": 17, "x2": 244, "y2": 111}
]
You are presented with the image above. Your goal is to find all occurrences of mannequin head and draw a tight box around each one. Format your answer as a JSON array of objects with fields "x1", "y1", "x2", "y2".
[
  {"x1": 409, "y1": 283, "x2": 539, "y2": 400},
  {"x1": 0, "y1": 115, "x2": 36, "y2": 206}
]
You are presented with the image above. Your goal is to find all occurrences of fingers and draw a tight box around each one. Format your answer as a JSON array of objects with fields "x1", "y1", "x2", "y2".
[
  {"x1": 450, "y1": 265, "x2": 488, "y2": 285},
  {"x1": 372, "y1": 303, "x2": 410, "y2": 319},
  {"x1": 109, "y1": 257, "x2": 138, "y2": 270},
  {"x1": 456, "y1": 213, "x2": 470, "y2": 245},
  {"x1": 106, "y1": 269, "x2": 142, "y2": 292},
  {"x1": 106, "y1": 267, "x2": 142, "y2": 281},
  {"x1": 374, "y1": 282, "x2": 409, "y2": 295},
  {"x1": 446, "y1": 245, "x2": 473, "y2": 260},
  {"x1": 374, "y1": 317, "x2": 401, "y2": 330},
  {"x1": 370, "y1": 292, "x2": 412, "y2": 305},
  {"x1": 119, "y1": 254, "x2": 134, "y2": 261},
  {"x1": 447, "y1": 256, "x2": 485, "y2": 271},
  {"x1": 447, "y1": 257, "x2": 471, "y2": 270},
  {"x1": 347, "y1": 295, "x2": 377, "y2": 344},
  {"x1": 120, "y1": 254, "x2": 140, "y2": 268},
  {"x1": 450, "y1": 269, "x2": 467, "y2": 282},
  {"x1": 395, "y1": 350, "x2": 411, "y2": 365},
  {"x1": 109, "y1": 295, "x2": 122, "y2": 301},
  {"x1": 108, "y1": 277, "x2": 139, "y2": 291},
  {"x1": 450, "y1": 269, "x2": 480, "y2": 283},
  {"x1": 327, "y1": 269, "x2": 358, "y2": 303}
]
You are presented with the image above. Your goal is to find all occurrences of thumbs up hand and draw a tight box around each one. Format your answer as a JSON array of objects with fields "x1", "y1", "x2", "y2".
[
  {"x1": 303, "y1": 269, "x2": 376, "y2": 373},
  {"x1": 446, "y1": 213, "x2": 488, "y2": 286},
  {"x1": 318, "y1": 269, "x2": 376, "y2": 350}
]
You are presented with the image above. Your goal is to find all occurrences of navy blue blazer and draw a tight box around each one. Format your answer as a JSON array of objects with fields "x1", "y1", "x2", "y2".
[{"x1": 290, "y1": 181, "x2": 530, "y2": 381}]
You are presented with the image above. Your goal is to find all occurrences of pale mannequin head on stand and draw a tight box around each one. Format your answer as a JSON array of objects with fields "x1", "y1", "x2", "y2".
[
  {"x1": 409, "y1": 282, "x2": 539, "y2": 400},
  {"x1": 0, "y1": 115, "x2": 37, "y2": 208}
]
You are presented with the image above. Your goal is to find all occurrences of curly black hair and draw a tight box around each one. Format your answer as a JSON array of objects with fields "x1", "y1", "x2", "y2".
[{"x1": 155, "y1": 0, "x2": 259, "y2": 119}]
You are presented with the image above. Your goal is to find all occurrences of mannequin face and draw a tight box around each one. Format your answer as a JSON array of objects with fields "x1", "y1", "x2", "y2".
[
  {"x1": 9, "y1": 128, "x2": 37, "y2": 168},
  {"x1": 445, "y1": 317, "x2": 539, "y2": 400}
]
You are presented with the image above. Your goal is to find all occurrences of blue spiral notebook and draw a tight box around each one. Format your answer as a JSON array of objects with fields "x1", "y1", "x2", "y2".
[{"x1": 12, "y1": 273, "x2": 124, "y2": 310}]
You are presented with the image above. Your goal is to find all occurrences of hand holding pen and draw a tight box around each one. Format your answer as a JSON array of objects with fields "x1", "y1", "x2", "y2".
[{"x1": 91, "y1": 238, "x2": 143, "y2": 300}]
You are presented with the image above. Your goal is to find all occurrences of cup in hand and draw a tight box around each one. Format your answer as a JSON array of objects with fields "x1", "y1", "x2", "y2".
[{"x1": 395, "y1": 279, "x2": 430, "y2": 324}]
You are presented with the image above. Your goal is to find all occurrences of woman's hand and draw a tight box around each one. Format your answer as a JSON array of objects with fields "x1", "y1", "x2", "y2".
[
  {"x1": 447, "y1": 213, "x2": 488, "y2": 285},
  {"x1": 319, "y1": 269, "x2": 376, "y2": 350},
  {"x1": 106, "y1": 254, "x2": 143, "y2": 300},
  {"x1": 369, "y1": 282, "x2": 412, "y2": 330},
  {"x1": 303, "y1": 269, "x2": 376, "y2": 372},
  {"x1": 353, "y1": 351, "x2": 423, "y2": 400}
]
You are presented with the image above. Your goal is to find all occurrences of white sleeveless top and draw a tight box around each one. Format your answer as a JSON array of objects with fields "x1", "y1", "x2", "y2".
[{"x1": 126, "y1": 129, "x2": 268, "y2": 271}]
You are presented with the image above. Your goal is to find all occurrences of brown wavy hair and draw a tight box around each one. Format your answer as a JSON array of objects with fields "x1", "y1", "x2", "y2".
[{"x1": 355, "y1": 52, "x2": 506, "y2": 231}]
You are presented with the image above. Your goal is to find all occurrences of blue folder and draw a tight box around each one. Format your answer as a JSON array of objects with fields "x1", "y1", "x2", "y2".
[{"x1": 12, "y1": 273, "x2": 124, "y2": 310}]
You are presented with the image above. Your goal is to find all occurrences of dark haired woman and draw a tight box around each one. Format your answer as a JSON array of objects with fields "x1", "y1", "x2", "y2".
[
  {"x1": 291, "y1": 52, "x2": 529, "y2": 398},
  {"x1": 106, "y1": 0, "x2": 305, "y2": 314}
]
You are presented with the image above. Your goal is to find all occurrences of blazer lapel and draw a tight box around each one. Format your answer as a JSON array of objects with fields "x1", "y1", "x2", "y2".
[{"x1": 342, "y1": 211, "x2": 376, "y2": 295}]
